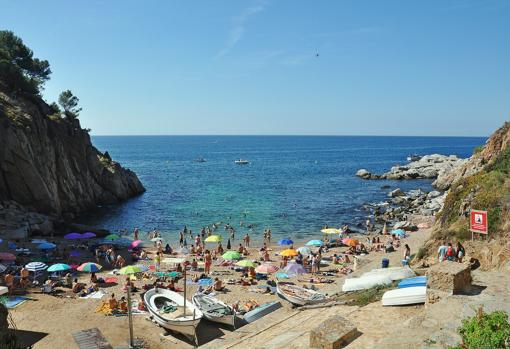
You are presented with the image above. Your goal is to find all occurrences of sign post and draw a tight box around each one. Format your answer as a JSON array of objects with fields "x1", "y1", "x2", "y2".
[{"x1": 470, "y1": 209, "x2": 488, "y2": 240}]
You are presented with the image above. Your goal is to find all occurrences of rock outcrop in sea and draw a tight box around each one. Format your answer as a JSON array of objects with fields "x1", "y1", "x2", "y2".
[
  {"x1": 0, "y1": 89, "x2": 145, "y2": 236},
  {"x1": 356, "y1": 154, "x2": 467, "y2": 181}
]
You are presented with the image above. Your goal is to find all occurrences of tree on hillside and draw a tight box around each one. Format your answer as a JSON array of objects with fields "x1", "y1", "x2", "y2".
[
  {"x1": 58, "y1": 90, "x2": 82, "y2": 118},
  {"x1": 0, "y1": 30, "x2": 51, "y2": 95}
]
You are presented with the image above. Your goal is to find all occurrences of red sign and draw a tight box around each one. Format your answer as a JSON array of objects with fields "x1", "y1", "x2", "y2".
[{"x1": 470, "y1": 210, "x2": 488, "y2": 234}]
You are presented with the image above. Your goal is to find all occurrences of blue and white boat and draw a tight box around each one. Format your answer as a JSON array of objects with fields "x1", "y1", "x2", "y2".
[{"x1": 398, "y1": 276, "x2": 427, "y2": 288}]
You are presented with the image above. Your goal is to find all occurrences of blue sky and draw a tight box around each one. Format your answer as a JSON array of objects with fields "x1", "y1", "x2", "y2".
[{"x1": 1, "y1": 0, "x2": 509, "y2": 136}]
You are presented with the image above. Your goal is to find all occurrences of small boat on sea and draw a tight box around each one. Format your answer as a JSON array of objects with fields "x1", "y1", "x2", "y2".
[
  {"x1": 144, "y1": 288, "x2": 203, "y2": 344},
  {"x1": 194, "y1": 157, "x2": 206, "y2": 163},
  {"x1": 234, "y1": 159, "x2": 250, "y2": 165},
  {"x1": 192, "y1": 293, "x2": 237, "y2": 328},
  {"x1": 382, "y1": 286, "x2": 426, "y2": 306},
  {"x1": 243, "y1": 301, "x2": 282, "y2": 323},
  {"x1": 276, "y1": 282, "x2": 327, "y2": 306},
  {"x1": 398, "y1": 276, "x2": 427, "y2": 289}
]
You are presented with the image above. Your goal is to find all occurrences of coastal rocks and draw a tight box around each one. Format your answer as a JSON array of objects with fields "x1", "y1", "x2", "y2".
[
  {"x1": 388, "y1": 188, "x2": 404, "y2": 197},
  {"x1": 356, "y1": 154, "x2": 466, "y2": 183},
  {"x1": 0, "y1": 89, "x2": 145, "y2": 218},
  {"x1": 0, "y1": 200, "x2": 54, "y2": 239},
  {"x1": 309, "y1": 315, "x2": 358, "y2": 349}
]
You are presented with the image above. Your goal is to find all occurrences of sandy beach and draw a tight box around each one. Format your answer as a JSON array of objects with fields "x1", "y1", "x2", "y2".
[{"x1": 3, "y1": 215, "x2": 433, "y2": 349}]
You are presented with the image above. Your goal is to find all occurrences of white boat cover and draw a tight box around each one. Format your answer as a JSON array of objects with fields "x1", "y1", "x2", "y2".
[
  {"x1": 382, "y1": 286, "x2": 426, "y2": 306},
  {"x1": 342, "y1": 274, "x2": 392, "y2": 292}
]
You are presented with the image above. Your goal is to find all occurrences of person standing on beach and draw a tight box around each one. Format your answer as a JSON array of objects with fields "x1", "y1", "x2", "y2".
[
  {"x1": 403, "y1": 244, "x2": 411, "y2": 265},
  {"x1": 456, "y1": 242, "x2": 465, "y2": 262},
  {"x1": 437, "y1": 242, "x2": 447, "y2": 263},
  {"x1": 243, "y1": 233, "x2": 250, "y2": 247},
  {"x1": 133, "y1": 227, "x2": 139, "y2": 240},
  {"x1": 204, "y1": 250, "x2": 212, "y2": 274},
  {"x1": 154, "y1": 252, "x2": 161, "y2": 271},
  {"x1": 179, "y1": 231, "x2": 184, "y2": 247}
]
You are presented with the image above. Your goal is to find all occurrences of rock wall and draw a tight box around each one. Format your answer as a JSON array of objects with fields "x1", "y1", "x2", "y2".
[{"x1": 0, "y1": 89, "x2": 145, "y2": 220}]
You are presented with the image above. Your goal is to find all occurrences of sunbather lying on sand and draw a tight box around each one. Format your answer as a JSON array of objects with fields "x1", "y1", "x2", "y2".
[{"x1": 298, "y1": 277, "x2": 334, "y2": 284}]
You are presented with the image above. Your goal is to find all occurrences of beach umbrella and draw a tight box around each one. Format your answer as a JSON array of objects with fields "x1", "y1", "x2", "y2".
[
  {"x1": 150, "y1": 237, "x2": 164, "y2": 242},
  {"x1": 104, "y1": 234, "x2": 120, "y2": 241},
  {"x1": 278, "y1": 239, "x2": 293, "y2": 246},
  {"x1": 70, "y1": 250, "x2": 81, "y2": 257},
  {"x1": 82, "y1": 232, "x2": 97, "y2": 238},
  {"x1": 37, "y1": 242, "x2": 56, "y2": 250},
  {"x1": 280, "y1": 249, "x2": 298, "y2": 257},
  {"x1": 0, "y1": 253, "x2": 16, "y2": 261},
  {"x1": 130, "y1": 240, "x2": 143, "y2": 249},
  {"x1": 205, "y1": 235, "x2": 222, "y2": 243},
  {"x1": 235, "y1": 260, "x2": 256, "y2": 268},
  {"x1": 64, "y1": 233, "x2": 82, "y2": 240},
  {"x1": 392, "y1": 229, "x2": 406, "y2": 237},
  {"x1": 283, "y1": 262, "x2": 306, "y2": 275},
  {"x1": 255, "y1": 263, "x2": 279, "y2": 274},
  {"x1": 0, "y1": 264, "x2": 6, "y2": 273},
  {"x1": 297, "y1": 247, "x2": 311, "y2": 256},
  {"x1": 25, "y1": 262, "x2": 48, "y2": 272},
  {"x1": 47, "y1": 263, "x2": 71, "y2": 272},
  {"x1": 344, "y1": 238, "x2": 359, "y2": 247},
  {"x1": 119, "y1": 265, "x2": 143, "y2": 275},
  {"x1": 305, "y1": 240, "x2": 324, "y2": 247},
  {"x1": 222, "y1": 251, "x2": 242, "y2": 260},
  {"x1": 77, "y1": 262, "x2": 102, "y2": 273},
  {"x1": 321, "y1": 228, "x2": 342, "y2": 234},
  {"x1": 198, "y1": 278, "x2": 213, "y2": 286}
]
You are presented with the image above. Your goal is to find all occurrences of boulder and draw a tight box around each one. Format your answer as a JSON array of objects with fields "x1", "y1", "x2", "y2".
[
  {"x1": 310, "y1": 315, "x2": 358, "y2": 349},
  {"x1": 426, "y1": 262, "x2": 472, "y2": 295},
  {"x1": 388, "y1": 188, "x2": 404, "y2": 197},
  {"x1": 356, "y1": 169, "x2": 372, "y2": 179}
]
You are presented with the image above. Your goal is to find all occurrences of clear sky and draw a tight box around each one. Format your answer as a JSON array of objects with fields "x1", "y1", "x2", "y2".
[{"x1": 1, "y1": 0, "x2": 509, "y2": 136}]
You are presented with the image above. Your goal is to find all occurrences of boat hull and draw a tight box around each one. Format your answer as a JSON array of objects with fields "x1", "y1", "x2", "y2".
[
  {"x1": 192, "y1": 294, "x2": 237, "y2": 327},
  {"x1": 243, "y1": 301, "x2": 282, "y2": 323},
  {"x1": 382, "y1": 286, "x2": 426, "y2": 306},
  {"x1": 276, "y1": 283, "x2": 326, "y2": 306}
]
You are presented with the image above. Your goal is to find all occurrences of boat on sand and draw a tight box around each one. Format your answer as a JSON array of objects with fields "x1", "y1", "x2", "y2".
[
  {"x1": 276, "y1": 282, "x2": 327, "y2": 306},
  {"x1": 398, "y1": 276, "x2": 427, "y2": 288},
  {"x1": 192, "y1": 293, "x2": 237, "y2": 328},
  {"x1": 144, "y1": 288, "x2": 203, "y2": 344},
  {"x1": 243, "y1": 301, "x2": 282, "y2": 323},
  {"x1": 382, "y1": 286, "x2": 426, "y2": 306}
]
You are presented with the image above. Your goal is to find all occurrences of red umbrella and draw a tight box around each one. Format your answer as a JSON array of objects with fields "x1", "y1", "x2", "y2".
[{"x1": 0, "y1": 252, "x2": 16, "y2": 261}]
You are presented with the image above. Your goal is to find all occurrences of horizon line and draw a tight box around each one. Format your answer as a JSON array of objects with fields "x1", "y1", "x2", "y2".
[{"x1": 90, "y1": 134, "x2": 489, "y2": 138}]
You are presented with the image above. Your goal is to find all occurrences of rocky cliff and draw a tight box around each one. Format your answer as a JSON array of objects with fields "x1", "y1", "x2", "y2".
[{"x1": 0, "y1": 89, "x2": 145, "y2": 222}]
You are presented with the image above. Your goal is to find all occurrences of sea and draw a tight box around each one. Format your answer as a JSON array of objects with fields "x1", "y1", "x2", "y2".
[{"x1": 81, "y1": 136, "x2": 485, "y2": 244}]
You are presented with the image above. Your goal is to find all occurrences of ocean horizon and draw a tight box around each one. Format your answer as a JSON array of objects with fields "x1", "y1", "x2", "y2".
[{"x1": 80, "y1": 135, "x2": 486, "y2": 243}]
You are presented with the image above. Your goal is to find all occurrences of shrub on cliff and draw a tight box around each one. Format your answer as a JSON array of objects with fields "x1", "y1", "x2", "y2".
[
  {"x1": 452, "y1": 308, "x2": 510, "y2": 349},
  {"x1": 0, "y1": 30, "x2": 51, "y2": 95}
]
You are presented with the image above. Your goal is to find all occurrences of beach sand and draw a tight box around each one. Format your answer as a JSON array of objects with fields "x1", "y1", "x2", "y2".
[{"x1": 6, "y1": 218, "x2": 433, "y2": 348}]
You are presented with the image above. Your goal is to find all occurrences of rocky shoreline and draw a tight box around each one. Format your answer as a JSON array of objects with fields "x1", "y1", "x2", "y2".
[{"x1": 357, "y1": 154, "x2": 467, "y2": 233}]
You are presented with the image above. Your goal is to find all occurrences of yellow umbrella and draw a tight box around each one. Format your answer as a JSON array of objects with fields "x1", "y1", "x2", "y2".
[
  {"x1": 205, "y1": 235, "x2": 222, "y2": 243},
  {"x1": 321, "y1": 228, "x2": 342, "y2": 234},
  {"x1": 280, "y1": 249, "x2": 298, "y2": 257}
]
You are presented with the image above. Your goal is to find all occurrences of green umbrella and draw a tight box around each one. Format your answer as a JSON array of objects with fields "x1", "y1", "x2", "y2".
[
  {"x1": 104, "y1": 234, "x2": 120, "y2": 241},
  {"x1": 222, "y1": 251, "x2": 242, "y2": 260},
  {"x1": 155, "y1": 271, "x2": 182, "y2": 278},
  {"x1": 119, "y1": 265, "x2": 143, "y2": 275},
  {"x1": 236, "y1": 260, "x2": 256, "y2": 268},
  {"x1": 47, "y1": 263, "x2": 71, "y2": 272}
]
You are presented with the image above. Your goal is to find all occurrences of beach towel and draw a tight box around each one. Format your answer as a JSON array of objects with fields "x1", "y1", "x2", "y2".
[
  {"x1": 80, "y1": 290, "x2": 106, "y2": 299},
  {"x1": 1, "y1": 296, "x2": 30, "y2": 309}
]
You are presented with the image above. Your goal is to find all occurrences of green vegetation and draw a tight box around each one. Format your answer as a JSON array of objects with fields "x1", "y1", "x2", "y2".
[
  {"x1": 450, "y1": 308, "x2": 510, "y2": 349},
  {"x1": 473, "y1": 145, "x2": 484, "y2": 154},
  {"x1": 337, "y1": 283, "x2": 394, "y2": 306},
  {"x1": 0, "y1": 30, "x2": 51, "y2": 95},
  {"x1": 58, "y1": 89, "x2": 82, "y2": 118},
  {"x1": 437, "y1": 141, "x2": 510, "y2": 240}
]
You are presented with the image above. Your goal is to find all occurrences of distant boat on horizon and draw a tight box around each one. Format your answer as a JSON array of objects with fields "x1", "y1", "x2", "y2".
[
  {"x1": 234, "y1": 159, "x2": 250, "y2": 165},
  {"x1": 194, "y1": 157, "x2": 206, "y2": 163}
]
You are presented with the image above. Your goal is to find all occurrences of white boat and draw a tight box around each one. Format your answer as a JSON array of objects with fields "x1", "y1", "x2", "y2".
[
  {"x1": 382, "y1": 286, "x2": 426, "y2": 306},
  {"x1": 342, "y1": 274, "x2": 392, "y2": 292},
  {"x1": 192, "y1": 293, "x2": 237, "y2": 328},
  {"x1": 276, "y1": 282, "x2": 327, "y2": 306},
  {"x1": 144, "y1": 288, "x2": 203, "y2": 344},
  {"x1": 362, "y1": 267, "x2": 416, "y2": 281},
  {"x1": 194, "y1": 157, "x2": 206, "y2": 163},
  {"x1": 234, "y1": 159, "x2": 250, "y2": 165}
]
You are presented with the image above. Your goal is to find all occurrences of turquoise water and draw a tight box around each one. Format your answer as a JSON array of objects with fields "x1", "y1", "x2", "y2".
[{"x1": 81, "y1": 136, "x2": 485, "y2": 243}]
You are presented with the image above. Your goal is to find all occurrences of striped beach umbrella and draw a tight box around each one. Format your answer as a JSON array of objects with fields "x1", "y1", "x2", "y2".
[
  {"x1": 25, "y1": 262, "x2": 48, "y2": 272},
  {"x1": 255, "y1": 263, "x2": 279, "y2": 274},
  {"x1": 47, "y1": 263, "x2": 71, "y2": 272},
  {"x1": 77, "y1": 262, "x2": 102, "y2": 273}
]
